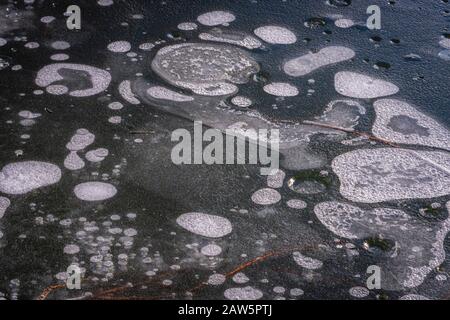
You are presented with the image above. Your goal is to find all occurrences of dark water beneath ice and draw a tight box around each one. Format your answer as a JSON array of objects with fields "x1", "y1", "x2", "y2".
[{"x1": 0, "y1": 0, "x2": 449, "y2": 300}]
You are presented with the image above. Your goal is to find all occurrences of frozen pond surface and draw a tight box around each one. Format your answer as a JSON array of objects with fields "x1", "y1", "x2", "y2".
[{"x1": 0, "y1": 0, "x2": 449, "y2": 300}]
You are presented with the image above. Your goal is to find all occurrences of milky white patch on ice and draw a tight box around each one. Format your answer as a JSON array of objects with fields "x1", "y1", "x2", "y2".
[
  {"x1": 332, "y1": 148, "x2": 450, "y2": 203},
  {"x1": 251, "y1": 188, "x2": 281, "y2": 205},
  {"x1": 97, "y1": 0, "x2": 113, "y2": 7},
  {"x1": 293, "y1": 252, "x2": 323, "y2": 270},
  {"x1": 232, "y1": 272, "x2": 250, "y2": 284},
  {"x1": 199, "y1": 28, "x2": 262, "y2": 49},
  {"x1": 283, "y1": 46, "x2": 355, "y2": 77},
  {"x1": 286, "y1": 199, "x2": 307, "y2": 209},
  {"x1": 267, "y1": 169, "x2": 285, "y2": 189},
  {"x1": 50, "y1": 53, "x2": 69, "y2": 61},
  {"x1": 85, "y1": 148, "x2": 109, "y2": 163},
  {"x1": 208, "y1": 273, "x2": 226, "y2": 285},
  {"x1": 51, "y1": 41, "x2": 70, "y2": 50},
  {"x1": 373, "y1": 99, "x2": 450, "y2": 151},
  {"x1": 74, "y1": 182, "x2": 117, "y2": 201},
  {"x1": 0, "y1": 196, "x2": 10, "y2": 219},
  {"x1": 40, "y1": 16, "x2": 55, "y2": 24},
  {"x1": 0, "y1": 38, "x2": 7, "y2": 47},
  {"x1": 108, "y1": 102, "x2": 123, "y2": 110},
  {"x1": 334, "y1": 72, "x2": 399, "y2": 99},
  {"x1": 108, "y1": 116, "x2": 122, "y2": 124},
  {"x1": 254, "y1": 26, "x2": 297, "y2": 44},
  {"x1": 231, "y1": 96, "x2": 252, "y2": 108},
  {"x1": 107, "y1": 41, "x2": 131, "y2": 53},
  {"x1": 64, "y1": 244, "x2": 80, "y2": 255},
  {"x1": 201, "y1": 244, "x2": 222, "y2": 256},
  {"x1": 263, "y1": 82, "x2": 298, "y2": 97},
  {"x1": 46, "y1": 84, "x2": 69, "y2": 95},
  {"x1": 119, "y1": 80, "x2": 140, "y2": 104},
  {"x1": 399, "y1": 294, "x2": 430, "y2": 300},
  {"x1": 66, "y1": 129, "x2": 95, "y2": 151},
  {"x1": 177, "y1": 22, "x2": 198, "y2": 31},
  {"x1": 314, "y1": 201, "x2": 450, "y2": 289},
  {"x1": 64, "y1": 151, "x2": 85, "y2": 171},
  {"x1": 224, "y1": 287, "x2": 263, "y2": 300},
  {"x1": 349, "y1": 286, "x2": 369, "y2": 298},
  {"x1": 176, "y1": 212, "x2": 232, "y2": 238},
  {"x1": 0, "y1": 161, "x2": 61, "y2": 195},
  {"x1": 314, "y1": 99, "x2": 365, "y2": 131},
  {"x1": 19, "y1": 110, "x2": 41, "y2": 119},
  {"x1": 36, "y1": 63, "x2": 111, "y2": 97},
  {"x1": 146, "y1": 86, "x2": 194, "y2": 102},
  {"x1": 151, "y1": 43, "x2": 258, "y2": 96},
  {"x1": 197, "y1": 11, "x2": 235, "y2": 26},
  {"x1": 439, "y1": 38, "x2": 450, "y2": 49},
  {"x1": 335, "y1": 18, "x2": 354, "y2": 28}
]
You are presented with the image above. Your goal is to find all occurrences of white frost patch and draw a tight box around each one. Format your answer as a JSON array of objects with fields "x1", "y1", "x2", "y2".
[
  {"x1": 334, "y1": 71, "x2": 399, "y2": 99},
  {"x1": 146, "y1": 86, "x2": 194, "y2": 102},
  {"x1": 439, "y1": 38, "x2": 450, "y2": 49},
  {"x1": 197, "y1": 11, "x2": 235, "y2": 26},
  {"x1": 231, "y1": 96, "x2": 252, "y2": 108},
  {"x1": 232, "y1": 272, "x2": 250, "y2": 284},
  {"x1": 74, "y1": 182, "x2": 117, "y2": 201},
  {"x1": 332, "y1": 148, "x2": 450, "y2": 203},
  {"x1": 0, "y1": 196, "x2": 10, "y2": 219},
  {"x1": 66, "y1": 129, "x2": 95, "y2": 151},
  {"x1": 107, "y1": 41, "x2": 131, "y2": 53},
  {"x1": 36, "y1": 63, "x2": 111, "y2": 97},
  {"x1": 201, "y1": 244, "x2": 222, "y2": 256},
  {"x1": 283, "y1": 46, "x2": 355, "y2": 77},
  {"x1": 119, "y1": 80, "x2": 140, "y2": 104},
  {"x1": 97, "y1": 0, "x2": 113, "y2": 6},
  {"x1": 399, "y1": 294, "x2": 430, "y2": 300},
  {"x1": 85, "y1": 148, "x2": 109, "y2": 163},
  {"x1": 51, "y1": 41, "x2": 70, "y2": 50},
  {"x1": 251, "y1": 188, "x2": 281, "y2": 205},
  {"x1": 208, "y1": 273, "x2": 226, "y2": 285},
  {"x1": 372, "y1": 99, "x2": 450, "y2": 151},
  {"x1": 254, "y1": 26, "x2": 297, "y2": 44},
  {"x1": 176, "y1": 212, "x2": 232, "y2": 238},
  {"x1": 63, "y1": 244, "x2": 80, "y2": 255},
  {"x1": 286, "y1": 199, "x2": 307, "y2": 209},
  {"x1": 267, "y1": 169, "x2": 285, "y2": 188},
  {"x1": 224, "y1": 286, "x2": 263, "y2": 300},
  {"x1": 335, "y1": 18, "x2": 355, "y2": 28},
  {"x1": 349, "y1": 286, "x2": 369, "y2": 298},
  {"x1": 64, "y1": 151, "x2": 85, "y2": 171},
  {"x1": 178, "y1": 22, "x2": 198, "y2": 31},
  {"x1": 263, "y1": 82, "x2": 298, "y2": 97},
  {"x1": 0, "y1": 161, "x2": 61, "y2": 195},
  {"x1": 50, "y1": 53, "x2": 69, "y2": 61},
  {"x1": 293, "y1": 252, "x2": 323, "y2": 270}
]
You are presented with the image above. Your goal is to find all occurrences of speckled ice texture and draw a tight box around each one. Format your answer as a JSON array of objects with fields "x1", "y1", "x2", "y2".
[
  {"x1": 332, "y1": 148, "x2": 450, "y2": 203},
  {"x1": 334, "y1": 71, "x2": 399, "y2": 99},
  {"x1": 176, "y1": 212, "x2": 232, "y2": 238}
]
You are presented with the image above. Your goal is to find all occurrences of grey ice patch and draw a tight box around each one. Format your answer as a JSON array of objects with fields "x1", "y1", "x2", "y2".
[
  {"x1": 332, "y1": 148, "x2": 450, "y2": 203},
  {"x1": 231, "y1": 96, "x2": 252, "y2": 108},
  {"x1": 263, "y1": 82, "x2": 298, "y2": 97},
  {"x1": 293, "y1": 252, "x2": 323, "y2": 270},
  {"x1": 334, "y1": 71, "x2": 399, "y2": 99},
  {"x1": 85, "y1": 148, "x2": 109, "y2": 163},
  {"x1": 232, "y1": 272, "x2": 250, "y2": 284},
  {"x1": 334, "y1": 18, "x2": 355, "y2": 28},
  {"x1": 399, "y1": 294, "x2": 430, "y2": 300},
  {"x1": 208, "y1": 273, "x2": 226, "y2": 285},
  {"x1": 199, "y1": 28, "x2": 262, "y2": 49},
  {"x1": 197, "y1": 11, "x2": 235, "y2": 26},
  {"x1": 0, "y1": 161, "x2": 62, "y2": 195},
  {"x1": 439, "y1": 38, "x2": 450, "y2": 49},
  {"x1": 372, "y1": 99, "x2": 450, "y2": 151},
  {"x1": 201, "y1": 244, "x2": 222, "y2": 256},
  {"x1": 35, "y1": 63, "x2": 111, "y2": 97},
  {"x1": 283, "y1": 46, "x2": 355, "y2": 77},
  {"x1": 176, "y1": 212, "x2": 232, "y2": 238},
  {"x1": 0, "y1": 196, "x2": 10, "y2": 219},
  {"x1": 314, "y1": 99, "x2": 366, "y2": 131},
  {"x1": 73, "y1": 182, "x2": 117, "y2": 201},
  {"x1": 251, "y1": 188, "x2": 281, "y2": 205},
  {"x1": 64, "y1": 244, "x2": 80, "y2": 255},
  {"x1": 151, "y1": 43, "x2": 259, "y2": 96},
  {"x1": 253, "y1": 26, "x2": 297, "y2": 44},
  {"x1": 314, "y1": 201, "x2": 450, "y2": 289},
  {"x1": 224, "y1": 286, "x2": 263, "y2": 300},
  {"x1": 349, "y1": 286, "x2": 370, "y2": 298}
]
